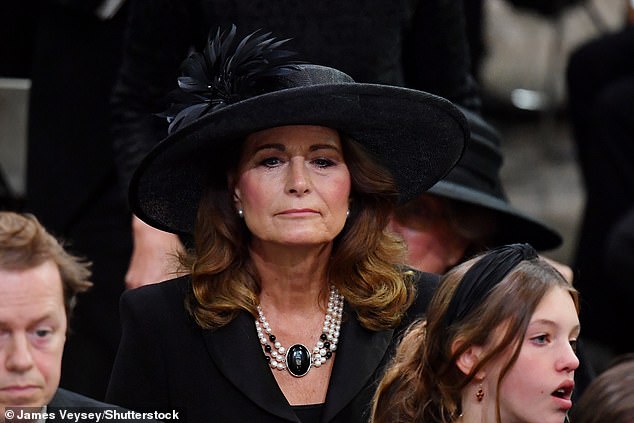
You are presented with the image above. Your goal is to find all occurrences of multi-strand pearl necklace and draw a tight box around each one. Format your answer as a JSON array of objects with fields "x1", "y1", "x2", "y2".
[{"x1": 255, "y1": 285, "x2": 344, "y2": 377}]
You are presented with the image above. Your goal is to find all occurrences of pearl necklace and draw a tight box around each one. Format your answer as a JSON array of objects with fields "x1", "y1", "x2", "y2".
[{"x1": 255, "y1": 285, "x2": 344, "y2": 378}]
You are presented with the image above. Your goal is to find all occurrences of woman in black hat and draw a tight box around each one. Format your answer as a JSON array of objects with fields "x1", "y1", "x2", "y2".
[
  {"x1": 105, "y1": 27, "x2": 468, "y2": 422},
  {"x1": 388, "y1": 107, "x2": 565, "y2": 275},
  {"x1": 383, "y1": 109, "x2": 599, "y2": 398}
]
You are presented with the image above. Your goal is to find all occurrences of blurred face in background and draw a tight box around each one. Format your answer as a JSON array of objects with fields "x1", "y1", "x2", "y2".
[{"x1": 388, "y1": 194, "x2": 470, "y2": 273}]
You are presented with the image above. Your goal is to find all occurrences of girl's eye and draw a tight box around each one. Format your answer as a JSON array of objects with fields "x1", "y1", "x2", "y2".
[
  {"x1": 530, "y1": 334, "x2": 550, "y2": 345},
  {"x1": 312, "y1": 158, "x2": 335, "y2": 168},
  {"x1": 569, "y1": 339, "x2": 578, "y2": 353}
]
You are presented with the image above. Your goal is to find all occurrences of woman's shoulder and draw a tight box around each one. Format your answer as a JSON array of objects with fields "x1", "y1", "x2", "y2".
[
  {"x1": 400, "y1": 267, "x2": 440, "y2": 328},
  {"x1": 120, "y1": 274, "x2": 191, "y2": 312},
  {"x1": 118, "y1": 274, "x2": 197, "y2": 340}
]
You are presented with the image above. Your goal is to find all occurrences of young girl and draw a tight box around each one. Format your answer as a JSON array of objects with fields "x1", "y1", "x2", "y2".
[{"x1": 372, "y1": 243, "x2": 580, "y2": 423}]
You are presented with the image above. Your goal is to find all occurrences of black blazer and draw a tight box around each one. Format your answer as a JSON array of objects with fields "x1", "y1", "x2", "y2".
[
  {"x1": 106, "y1": 272, "x2": 439, "y2": 422},
  {"x1": 49, "y1": 388, "x2": 114, "y2": 408},
  {"x1": 48, "y1": 388, "x2": 158, "y2": 422}
]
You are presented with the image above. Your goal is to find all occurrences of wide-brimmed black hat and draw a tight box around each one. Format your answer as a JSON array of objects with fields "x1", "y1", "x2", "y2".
[
  {"x1": 427, "y1": 108, "x2": 562, "y2": 251},
  {"x1": 129, "y1": 27, "x2": 469, "y2": 236}
]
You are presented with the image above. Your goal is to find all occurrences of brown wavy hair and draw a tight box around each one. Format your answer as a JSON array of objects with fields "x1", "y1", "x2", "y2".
[
  {"x1": 0, "y1": 212, "x2": 92, "y2": 323},
  {"x1": 371, "y1": 253, "x2": 579, "y2": 423},
  {"x1": 180, "y1": 134, "x2": 416, "y2": 331}
]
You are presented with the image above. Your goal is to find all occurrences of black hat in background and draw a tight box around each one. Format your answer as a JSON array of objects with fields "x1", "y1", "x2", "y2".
[{"x1": 427, "y1": 107, "x2": 563, "y2": 251}]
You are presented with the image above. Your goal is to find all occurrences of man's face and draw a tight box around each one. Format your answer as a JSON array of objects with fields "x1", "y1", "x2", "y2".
[{"x1": 0, "y1": 260, "x2": 66, "y2": 414}]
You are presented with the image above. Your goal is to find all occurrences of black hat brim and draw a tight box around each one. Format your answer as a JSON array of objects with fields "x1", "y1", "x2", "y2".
[
  {"x1": 130, "y1": 83, "x2": 469, "y2": 235},
  {"x1": 428, "y1": 181, "x2": 562, "y2": 251}
]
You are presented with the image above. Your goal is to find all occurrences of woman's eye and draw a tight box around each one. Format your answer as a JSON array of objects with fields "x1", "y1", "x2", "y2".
[
  {"x1": 569, "y1": 339, "x2": 578, "y2": 353},
  {"x1": 312, "y1": 158, "x2": 335, "y2": 168},
  {"x1": 259, "y1": 157, "x2": 282, "y2": 167}
]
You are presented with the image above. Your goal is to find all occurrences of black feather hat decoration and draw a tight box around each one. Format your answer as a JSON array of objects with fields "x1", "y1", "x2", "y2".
[{"x1": 164, "y1": 25, "x2": 302, "y2": 134}]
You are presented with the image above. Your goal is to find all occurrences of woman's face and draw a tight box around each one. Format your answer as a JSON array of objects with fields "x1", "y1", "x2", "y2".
[
  {"x1": 490, "y1": 287, "x2": 580, "y2": 423},
  {"x1": 234, "y1": 125, "x2": 351, "y2": 248}
]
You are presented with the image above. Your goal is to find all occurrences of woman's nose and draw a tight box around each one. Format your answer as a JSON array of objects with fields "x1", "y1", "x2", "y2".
[{"x1": 285, "y1": 158, "x2": 311, "y2": 195}]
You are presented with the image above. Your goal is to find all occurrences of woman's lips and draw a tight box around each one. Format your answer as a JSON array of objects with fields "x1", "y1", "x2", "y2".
[{"x1": 278, "y1": 208, "x2": 319, "y2": 216}]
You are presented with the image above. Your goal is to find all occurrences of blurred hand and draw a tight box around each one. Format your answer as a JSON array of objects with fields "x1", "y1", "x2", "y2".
[
  {"x1": 125, "y1": 215, "x2": 185, "y2": 289},
  {"x1": 541, "y1": 256, "x2": 574, "y2": 284}
]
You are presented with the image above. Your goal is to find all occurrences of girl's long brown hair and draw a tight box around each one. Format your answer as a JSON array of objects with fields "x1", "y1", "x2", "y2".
[{"x1": 372, "y1": 254, "x2": 579, "y2": 423}]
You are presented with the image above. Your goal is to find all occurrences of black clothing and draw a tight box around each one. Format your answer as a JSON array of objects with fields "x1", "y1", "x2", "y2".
[
  {"x1": 48, "y1": 388, "x2": 158, "y2": 422},
  {"x1": 49, "y1": 388, "x2": 120, "y2": 408},
  {"x1": 106, "y1": 272, "x2": 439, "y2": 422},
  {"x1": 292, "y1": 404, "x2": 324, "y2": 423},
  {"x1": 25, "y1": 1, "x2": 133, "y2": 399},
  {"x1": 567, "y1": 25, "x2": 634, "y2": 355}
]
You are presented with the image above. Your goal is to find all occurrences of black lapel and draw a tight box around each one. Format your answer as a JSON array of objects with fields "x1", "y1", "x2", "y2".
[
  {"x1": 48, "y1": 389, "x2": 70, "y2": 407},
  {"x1": 322, "y1": 306, "x2": 394, "y2": 422},
  {"x1": 201, "y1": 311, "x2": 299, "y2": 422}
]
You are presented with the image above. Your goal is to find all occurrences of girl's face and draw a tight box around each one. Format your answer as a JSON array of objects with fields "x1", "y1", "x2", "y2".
[
  {"x1": 490, "y1": 287, "x2": 580, "y2": 423},
  {"x1": 234, "y1": 125, "x2": 351, "y2": 248}
]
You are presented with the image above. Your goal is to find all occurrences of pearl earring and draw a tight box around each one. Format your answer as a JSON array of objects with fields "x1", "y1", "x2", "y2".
[
  {"x1": 238, "y1": 209, "x2": 244, "y2": 218},
  {"x1": 346, "y1": 209, "x2": 350, "y2": 218}
]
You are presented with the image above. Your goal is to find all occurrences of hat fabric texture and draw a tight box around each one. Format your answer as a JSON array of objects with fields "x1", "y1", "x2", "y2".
[
  {"x1": 129, "y1": 30, "x2": 470, "y2": 236},
  {"x1": 427, "y1": 108, "x2": 562, "y2": 251}
]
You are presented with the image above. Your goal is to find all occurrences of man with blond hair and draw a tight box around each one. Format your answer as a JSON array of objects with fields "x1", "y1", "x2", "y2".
[{"x1": 0, "y1": 212, "x2": 142, "y2": 421}]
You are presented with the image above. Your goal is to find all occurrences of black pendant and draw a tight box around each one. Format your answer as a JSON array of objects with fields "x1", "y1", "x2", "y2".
[{"x1": 286, "y1": 344, "x2": 311, "y2": 377}]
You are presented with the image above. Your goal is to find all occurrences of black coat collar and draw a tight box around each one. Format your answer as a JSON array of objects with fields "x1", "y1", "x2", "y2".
[{"x1": 201, "y1": 305, "x2": 394, "y2": 422}]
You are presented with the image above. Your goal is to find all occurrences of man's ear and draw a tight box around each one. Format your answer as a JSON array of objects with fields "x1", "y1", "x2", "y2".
[{"x1": 452, "y1": 339, "x2": 485, "y2": 379}]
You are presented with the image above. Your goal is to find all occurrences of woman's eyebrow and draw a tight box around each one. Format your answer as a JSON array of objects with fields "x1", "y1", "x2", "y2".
[
  {"x1": 310, "y1": 143, "x2": 341, "y2": 153},
  {"x1": 251, "y1": 143, "x2": 341, "y2": 153},
  {"x1": 252, "y1": 143, "x2": 286, "y2": 153}
]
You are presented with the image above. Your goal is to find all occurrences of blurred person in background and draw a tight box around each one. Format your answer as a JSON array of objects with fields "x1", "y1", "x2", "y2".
[
  {"x1": 566, "y1": 1, "x2": 634, "y2": 369},
  {"x1": 23, "y1": 0, "x2": 133, "y2": 400},
  {"x1": 387, "y1": 108, "x2": 594, "y2": 395},
  {"x1": 388, "y1": 108, "x2": 565, "y2": 275},
  {"x1": 571, "y1": 354, "x2": 634, "y2": 423}
]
